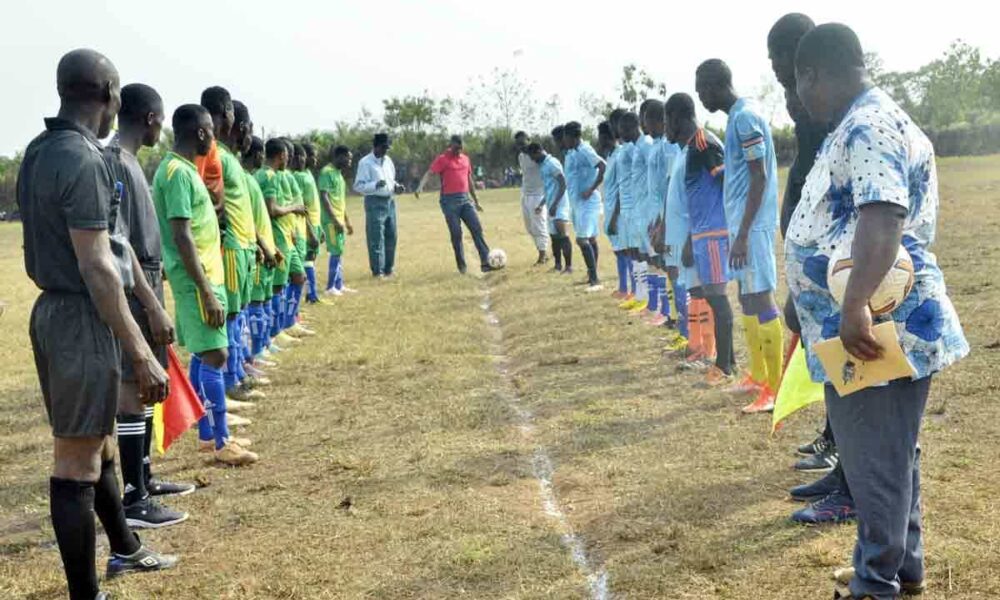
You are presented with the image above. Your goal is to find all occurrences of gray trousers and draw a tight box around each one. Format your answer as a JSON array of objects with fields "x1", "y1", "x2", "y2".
[{"x1": 826, "y1": 376, "x2": 930, "y2": 600}]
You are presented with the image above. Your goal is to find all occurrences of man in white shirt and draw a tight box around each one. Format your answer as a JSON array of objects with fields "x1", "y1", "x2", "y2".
[
  {"x1": 353, "y1": 133, "x2": 405, "y2": 278},
  {"x1": 515, "y1": 131, "x2": 548, "y2": 265}
]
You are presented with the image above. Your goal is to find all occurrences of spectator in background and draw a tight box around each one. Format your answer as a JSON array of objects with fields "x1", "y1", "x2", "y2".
[{"x1": 353, "y1": 133, "x2": 403, "y2": 279}]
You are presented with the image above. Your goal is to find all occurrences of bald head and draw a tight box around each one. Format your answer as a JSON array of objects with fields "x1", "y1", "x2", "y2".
[{"x1": 56, "y1": 49, "x2": 120, "y2": 138}]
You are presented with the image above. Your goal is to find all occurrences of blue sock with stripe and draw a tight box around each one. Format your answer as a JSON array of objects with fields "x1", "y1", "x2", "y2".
[
  {"x1": 249, "y1": 304, "x2": 266, "y2": 358},
  {"x1": 672, "y1": 279, "x2": 689, "y2": 339},
  {"x1": 647, "y1": 276, "x2": 661, "y2": 312},
  {"x1": 305, "y1": 264, "x2": 319, "y2": 302},
  {"x1": 199, "y1": 362, "x2": 229, "y2": 450},
  {"x1": 660, "y1": 276, "x2": 671, "y2": 318},
  {"x1": 224, "y1": 315, "x2": 240, "y2": 389},
  {"x1": 190, "y1": 355, "x2": 214, "y2": 443},
  {"x1": 235, "y1": 310, "x2": 248, "y2": 381},
  {"x1": 270, "y1": 294, "x2": 282, "y2": 339}
]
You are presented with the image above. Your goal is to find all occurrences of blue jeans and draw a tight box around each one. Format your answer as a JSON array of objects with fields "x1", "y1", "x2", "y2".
[
  {"x1": 826, "y1": 377, "x2": 930, "y2": 600},
  {"x1": 440, "y1": 193, "x2": 489, "y2": 271},
  {"x1": 364, "y1": 196, "x2": 397, "y2": 276}
]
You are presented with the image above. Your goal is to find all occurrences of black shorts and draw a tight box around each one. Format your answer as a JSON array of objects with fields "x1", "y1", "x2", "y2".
[
  {"x1": 121, "y1": 268, "x2": 168, "y2": 382},
  {"x1": 30, "y1": 292, "x2": 121, "y2": 437}
]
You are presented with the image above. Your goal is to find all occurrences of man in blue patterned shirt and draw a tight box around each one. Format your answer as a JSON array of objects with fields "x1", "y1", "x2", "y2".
[{"x1": 790, "y1": 24, "x2": 968, "y2": 600}]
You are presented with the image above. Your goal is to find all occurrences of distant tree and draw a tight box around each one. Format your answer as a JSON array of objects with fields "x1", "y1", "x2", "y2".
[
  {"x1": 578, "y1": 93, "x2": 615, "y2": 123},
  {"x1": 753, "y1": 76, "x2": 785, "y2": 125},
  {"x1": 467, "y1": 67, "x2": 538, "y2": 131},
  {"x1": 619, "y1": 64, "x2": 667, "y2": 110}
]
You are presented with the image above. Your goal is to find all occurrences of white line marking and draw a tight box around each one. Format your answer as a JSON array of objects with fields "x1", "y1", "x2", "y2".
[{"x1": 480, "y1": 288, "x2": 610, "y2": 600}]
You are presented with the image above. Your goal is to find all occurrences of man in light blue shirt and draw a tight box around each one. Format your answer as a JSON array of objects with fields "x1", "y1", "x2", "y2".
[
  {"x1": 615, "y1": 113, "x2": 638, "y2": 302},
  {"x1": 563, "y1": 121, "x2": 605, "y2": 289},
  {"x1": 697, "y1": 59, "x2": 783, "y2": 413},
  {"x1": 599, "y1": 112, "x2": 632, "y2": 298},
  {"x1": 353, "y1": 133, "x2": 405, "y2": 278},
  {"x1": 622, "y1": 110, "x2": 654, "y2": 310},
  {"x1": 528, "y1": 143, "x2": 573, "y2": 274}
]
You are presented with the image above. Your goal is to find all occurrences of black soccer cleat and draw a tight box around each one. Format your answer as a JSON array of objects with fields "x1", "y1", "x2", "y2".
[
  {"x1": 797, "y1": 433, "x2": 827, "y2": 456},
  {"x1": 793, "y1": 440, "x2": 839, "y2": 472},
  {"x1": 147, "y1": 478, "x2": 196, "y2": 498},
  {"x1": 124, "y1": 497, "x2": 189, "y2": 529}
]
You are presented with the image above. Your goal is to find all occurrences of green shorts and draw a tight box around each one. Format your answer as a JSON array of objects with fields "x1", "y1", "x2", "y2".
[
  {"x1": 223, "y1": 247, "x2": 253, "y2": 313},
  {"x1": 173, "y1": 281, "x2": 228, "y2": 355},
  {"x1": 291, "y1": 237, "x2": 307, "y2": 274},
  {"x1": 324, "y1": 223, "x2": 346, "y2": 255},
  {"x1": 251, "y1": 262, "x2": 274, "y2": 302},
  {"x1": 305, "y1": 226, "x2": 322, "y2": 262},
  {"x1": 273, "y1": 236, "x2": 291, "y2": 288}
]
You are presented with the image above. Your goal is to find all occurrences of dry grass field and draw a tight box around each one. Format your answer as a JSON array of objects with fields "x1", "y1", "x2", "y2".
[{"x1": 1, "y1": 155, "x2": 999, "y2": 599}]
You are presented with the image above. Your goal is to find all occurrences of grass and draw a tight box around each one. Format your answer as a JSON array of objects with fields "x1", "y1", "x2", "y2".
[{"x1": 1, "y1": 155, "x2": 999, "y2": 599}]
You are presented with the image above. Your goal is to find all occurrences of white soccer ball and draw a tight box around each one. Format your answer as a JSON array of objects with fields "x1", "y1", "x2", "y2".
[
  {"x1": 488, "y1": 248, "x2": 507, "y2": 269},
  {"x1": 827, "y1": 244, "x2": 915, "y2": 315}
]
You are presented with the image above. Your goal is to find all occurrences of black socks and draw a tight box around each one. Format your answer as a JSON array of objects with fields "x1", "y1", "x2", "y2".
[
  {"x1": 94, "y1": 460, "x2": 141, "y2": 556},
  {"x1": 117, "y1": 414, "x2": 147, "y2": 506},
  {"x1": 578, "y1": 239, "x2": 597, "y2": 284},
  {"x1": 707, "y1": 294, "x2": 736, "y2": 374},
  {"x1": 50, "y1": 478, "x2": 99, "y2": 600}
]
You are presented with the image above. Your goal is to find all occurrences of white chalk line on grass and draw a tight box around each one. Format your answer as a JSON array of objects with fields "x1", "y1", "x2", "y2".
[{"x1": 479, "y1": 291, "x2": 610, "y2": 600}]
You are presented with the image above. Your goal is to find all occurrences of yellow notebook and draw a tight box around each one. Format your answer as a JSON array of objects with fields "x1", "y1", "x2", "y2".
[{"x1": 813, "y1": 321, "x2": 916, "y2": 396}]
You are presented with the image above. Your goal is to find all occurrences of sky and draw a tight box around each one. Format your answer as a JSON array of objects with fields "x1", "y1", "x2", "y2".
[{"x1": 2, "y1": 0, "x2": 998, "y2": 156}]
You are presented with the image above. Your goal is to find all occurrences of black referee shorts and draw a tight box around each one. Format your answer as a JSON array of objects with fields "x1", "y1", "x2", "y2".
[{"x1": 121, "y1": 268, "x2": 168, "y2": 382}]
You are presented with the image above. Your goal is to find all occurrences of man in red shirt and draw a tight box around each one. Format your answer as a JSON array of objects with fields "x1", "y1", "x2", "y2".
[{"x1": 416, "y1": 135, "x2": 496, "y2": 274}]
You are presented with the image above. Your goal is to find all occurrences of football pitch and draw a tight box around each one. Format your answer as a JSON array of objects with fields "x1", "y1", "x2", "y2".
[{"x1": 1, "y1": 155, "x2": 999, "y2": 599}]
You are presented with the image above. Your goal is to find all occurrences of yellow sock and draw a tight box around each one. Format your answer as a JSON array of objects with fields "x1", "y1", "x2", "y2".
[
  {"x1": 742, "y1": 315, "x2": 766, "y2": 384},
  {"x1": 758, "y1": 316, "x2": 785, "y2": 391}
]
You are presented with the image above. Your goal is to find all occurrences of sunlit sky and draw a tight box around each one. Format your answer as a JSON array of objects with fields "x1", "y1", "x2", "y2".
[{"x1": 2, "y1": 0, "x2": 997, "y2": 156}]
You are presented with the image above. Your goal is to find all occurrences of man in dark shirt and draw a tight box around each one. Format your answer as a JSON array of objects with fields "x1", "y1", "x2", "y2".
[
  {"x1": 18, "y1": 49, "x2": 176, "y2": 600},
  {"x1": 105, "y1": 83, "x2": 195, "y2": 530},
  {"x1": 767, "y1": 14, "x2": 854, "y2": 526}
]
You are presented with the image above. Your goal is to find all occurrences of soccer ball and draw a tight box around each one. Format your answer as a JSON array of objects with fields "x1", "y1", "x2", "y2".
[
  {"x1": 827, "y1": 244, "x2": 915, "y2": 315},
  {"x1": 488, "y1": 248, "x2": 507, "y2": 269}
]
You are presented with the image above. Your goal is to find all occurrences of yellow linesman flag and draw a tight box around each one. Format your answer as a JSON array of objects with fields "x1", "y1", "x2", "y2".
[{"x1": 772, "y1": 341, "x2": 825, "y2": 433}]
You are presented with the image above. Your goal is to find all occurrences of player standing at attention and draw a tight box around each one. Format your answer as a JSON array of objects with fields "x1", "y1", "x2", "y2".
[
  {"x1": 20, "y1": 50, "x2": 178, "y2": 599},
  {"x1": 614, "y1": 112, "x2": 638, "y2": 300},
  {"x1": 294, "y1": 143, "x2": 323, "y2": 304},
  {"x1": 562, "y1": 121, "x2": 606, "y2": 290},
  {"x1": 318, "y1": 145, "x2": 357, "y2": 296},
  {"x1": 601, "y1": 111, "x2": 630, "y2": 300},
  {"x1": 622, "y1": 108, "x2": 654, "y2": 311},
  {"x1": 416, "y1": 135, "x2": 496, "y2": 274},
  {"x1": 105, "y1": 83, "x2": 194, "y2": 529},
  {"x1": 528, "y1": 142, "x2": 572, "y2": 273},
  {"x1": 665, "y1": 92, "x2": 736, "y2": 385},
  {"x1": 153, "y1": 105, "x2": 260, "y2": 465},
  {"x1": 515, "y1": 131, "x2": 549, "y2": 265},
  {"x1": 280, "y1": 139, "x2": 314, "y2": 338},
  {"x1": 696, "y1": 59, "x2": 783, "y2": 413}
]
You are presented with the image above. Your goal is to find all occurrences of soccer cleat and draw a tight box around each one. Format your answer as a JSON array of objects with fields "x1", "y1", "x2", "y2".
[
  {"x1": 794, "y1": 442, "x2": 839, "y2": 472},
  {"x1": 618, "y1": 298, "x2": 641, "y2": 310},
  {"x1": 199, "y1": 437, "x2": 252, "y2": 453},
  {"x1": 225, "y1": 399, "x2": 256, "y2": 412},
  {"x1": 245, "y1": 375, "x2": 272, "y2": 388},
  {"x1": 725, "y1": 374, "x2": 764, "y2": 396},
  {"x1": 227, "y1": 413, "x2": 253, "y2": 427},
  {"x1": 215, "y1": 441, "x2": 258, "y2": 466},
  {"x1": 585, "y1": 284, "x2": 604, "y2": 293},
  {"x1": 106, "y1": 544, "x2": 179, "y2": 579},
  {"x1": 227, "y1": 386, "x2": 265, "y2": 402},
  {"x1": 791, "y1": 491, "x2": 856, "y2": 525},
  {"x1": 741, "y1": 386, "x2": 776, "y2": 414},
  {"x1": 663, "y1": 336, "x2": 689, "y2": 355},
  {"x1": 124, "y1": 497, "x2": 189, "y2": 529},
  {"x1": 790, "y1": 469, "x2": 845, "y2": 502},
  {"x1": 324, "y1": 287, "x2": 343, "y2": 297},
  {"x1": 147, "y1": 479, "x2": 196, "y2": 498},
  {"x1": 798, "y1": 434, "x2": 827, "y2": 456},
  {"x1": 703, "y1": 365, "x2": 735, "y2": 388},
  {"x1": 628, "y1": 301, "x2": 649, "y2": 315},
  {"x1": 288, "y1": 324, "x2": 316, "y2": 337},
  {"x1": 677, "y1": 352, "x2": 711, "y2": 372},
  {"x1": 276, "y1": 332, "x2": 301, "y2": 345}
]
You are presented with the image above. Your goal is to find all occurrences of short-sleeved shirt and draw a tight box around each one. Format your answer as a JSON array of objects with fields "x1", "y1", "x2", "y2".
[
  {"x1": 256, "y1": 167, "x2": 295, "y2": 246},
  {"x1": 152, "y1": 151, "x2": 224, "y2": 287},
  {"x1": 317, "y1": 165, "x2": 347, "y2": 226},
  {"x1": 785, "y1": 87, "x2": 968, "y2": 383},
  {"x1": 648, "y1": 136, "x2": 679, "y2": 216},
  {"x1": 602, "y1": 144, "x2": 622, "y2": 215},
  {"x1": 278, "y1": 170, "x2": 306, "y2": 240},
  {"x1": 294, "y1": 170, "x2": 321, "y2": 228},
  {"x1": 217, "y1": 142, "x2": 257, "y2": 250},
  {"x1": 104, "y1": 136, "x2": 162, "y2": 270},
  {"x1": 617, "y1": 141, "x2": 636, "y2": 210},
  {"x1": 723, "y1": 98, "x2": 779, "y2": 234},
  {"x1": 539, "y1": 155, "x2": 568, "y2": 208},
  {"x1": 630, "y1": 135, "x2": 653, "y2": 210},
  {"x1": 430, "y1": 152, "x2": 472, "y2": 195},
  {"x1": 19, "y1": 118, "x2": 124, "y2": 294},
  {"x1": 195, "y1": 140, "x2": 224, "y2": 200},
  {"x1": 245, "y1": 169, "x2": 275, "y2": 254},
  {"x1": 664, "y1": 145, "x2": 690, "y2": 252},
  {"x1": 519, "y1": 152, "x2": 544, "y2": 196},
  {"x1": 564, "y1": 141, "x2": 604, "y2": 202},
  {"x1": 685, "y1": 129, "x2": 727, "y2": 236}
]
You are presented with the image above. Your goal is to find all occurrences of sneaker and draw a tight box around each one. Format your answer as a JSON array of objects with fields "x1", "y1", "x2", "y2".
[
  {"x1": 794, "y1": 441, "x2": 839, "y2": 472},
  {"x1": 227, "y1": 413, "x2": 253, "y2": 427},
  {"x1": 798, "y1": 434, "x2": 827, "y2": 456},
  {"x1": 790, "y1": 469, "x2": 845, "y2": 502},
  {"x1": 725, "y1": 374, "x2": 764, "y2": 396},
  {"x1": 585, "y1": 284, "x2": 604, "y2": 293},
  {"x1": 833, "y1": 568, "x2": 925, "y2": 596},
  {"x1": 199, "y1": 437, "x2": 252, "y2": 453},
  {"x1": 790, "y1": 491, "x2": 856, "y2": 525},
  {"x1": 619, "y1": 298, "x2": 640, "y2": 310},
  {"x1": 663, "y1": 336, "x2": 689, "y2": 355},
  {"x1": 106, "y1": 545, "x2": 179, "y2": 579},
  {"x1": 124, "y1": 497, "x2": 189, "y2": 529},
  {"x1": 276, "y1": 333, "x2": 300, "y2": 345},
  {"x1": 288, "y1": 324, "x2": 316, "y2": 337},
  {"x1": 245, "y1": 375, "x2": 272, "y2": 388},
  {"x1": 215, "y1": 441, "x2": 258, "y2": 466},
  {"x1": 147, "y1": 479, "x2": 195, "y2": 498},
  {"x1": 225, "y1": 398, "x2": 256, "y2": 412},
  {"x1": 677, "y1": 352, "x2": 711, "y2": 372},
  {"x1": 703, "y1": 366, "x2": 735, "y2": 388},
  {"x1": 324, "y1": 287, "x2": 343, "y2": 297},
  {"x1": 741, "y1": 386, "x2": 776, "y2": 414},
  {"x1": 341, "y1": 287, "x2": 358, "y2": 294},
  {"x1": 628, "y1": 301, "x2": 649, "y2": 315}
]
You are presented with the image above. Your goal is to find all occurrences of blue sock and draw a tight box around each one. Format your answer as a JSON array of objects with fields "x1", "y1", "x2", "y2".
[
  {"x1": 199, "y1": 362, "x2": 229, "y2": 450},
  {"x1": 270, "y1": 294, "x2": 282, "y2": 339},
  {"x1": 287, "y1": 283, "x2": 302, "y2": 328},
  {"x1": 328, "y1": 254, "x2": 344, "y2": 291},
  {"x1": 235, "y1": 311, "x2": 248, "y2": 381},
  {"x1": 249, "y1": 304, "x2": 265, "y2": 357},
  {"x1": 647, "y1": 276, "x2": 660, "y2": 312},
  {"x1": 672, "y1": 279, "x2": 689, "y2": 339},
  {"x1": 279, "y1": 288, "x2": 291, "y2": 330},
  {"x1": 305, "y1": 264, "x2": 318, "y2": 302},
  {"x1": 628, "y1": 261, "x2": 637, "y2": 295},
  {"x1": 616, "y1": 253, "x2": 628, "y2": 293},
  {"x1": 659, "y1": 276, "x2": 672, "y2": 318},
  {"x1": 190, "y1": 355, "x2": 213, "y2": 443},
  {"x1": 224, "y1": 315, "x2": 239, "y2": 389}
]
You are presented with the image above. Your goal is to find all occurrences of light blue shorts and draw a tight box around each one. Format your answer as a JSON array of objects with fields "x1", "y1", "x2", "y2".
[
  {"x1": 618, "y1": 206, "x2": 637, "y2": 249},
  {"x1": 571, "y1": 194, "x2": 601, "y2": 239},
  {"x1": 547, "y1": 198, "x2": 571, "y2": 235},
  {"x1": 733, "y1": 228, "x2": 777, "y2": 295}
]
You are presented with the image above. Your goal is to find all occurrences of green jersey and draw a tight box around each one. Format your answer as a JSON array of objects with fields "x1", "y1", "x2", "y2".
[
  {"x1": 283, "y1": 170, "x2": 307, "y2": 240},
  {"x1": 217, "y1": 142, "x2": 257, "y2": 250},
  {"x1": 152, "y1": 151, "x2": 224, "y2": 287},
  {"x1": 317, "y1": 165, "x2": 347, "y2": 227},
  {"x1": 256, "y1": 167, "x2": 295, "y2": 247},
  {"x1": 295, "y1": 170, "x2": 321, "y2": 230},
  {"x1": 245, "y1": 169, "x2": 275, "y2": 254}
]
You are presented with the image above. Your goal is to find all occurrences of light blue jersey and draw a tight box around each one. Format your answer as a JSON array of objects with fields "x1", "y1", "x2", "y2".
[
  {"x1": 564, "y1": 141, "x2": 604, "y2": 203},
  {"x1": 617, "y1": 141, "x2": 635, "y2": 210},
  {"x1": 723, "y1": 98, "x2": 779, "y2": 234},
  {"x1": 603, "y1": 144, "x2": 621, "y2": 219},
  {"x1": 663, "y1": 145, "x2": 690, "y2": 267},
  {"x1": 630, "y1": 135, "x2": 653, "y2": 212},
  {"x1": 540, "y1": 154, "x2": 570, "y2": 224}
]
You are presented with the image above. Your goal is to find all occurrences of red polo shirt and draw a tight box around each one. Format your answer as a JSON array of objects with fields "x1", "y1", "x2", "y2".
[{"x1": 430, "y1": 151, "x2": 471, "y2": 195}]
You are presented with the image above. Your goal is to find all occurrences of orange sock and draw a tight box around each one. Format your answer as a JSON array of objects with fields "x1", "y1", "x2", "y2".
[
  {"x1": 702, "y1": 300, "x2": 716, "y2": 360},
  {"x1": 687, "y1": 298, "x2": 703, "y2": 356}
]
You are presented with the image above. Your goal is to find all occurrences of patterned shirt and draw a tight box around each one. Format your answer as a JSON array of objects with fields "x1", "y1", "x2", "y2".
[{"x1": 785, "y1": 87, "x2": 968, "y2": 383}]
